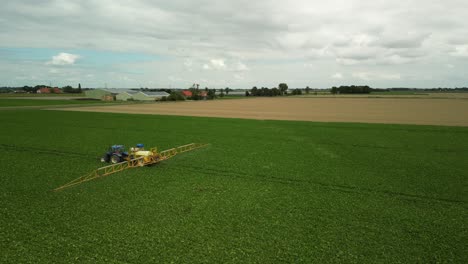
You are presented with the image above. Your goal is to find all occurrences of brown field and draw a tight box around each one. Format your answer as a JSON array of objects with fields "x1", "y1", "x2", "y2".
[{"x1": 58, "y1": 97, "x2": 468, "y2": 127}]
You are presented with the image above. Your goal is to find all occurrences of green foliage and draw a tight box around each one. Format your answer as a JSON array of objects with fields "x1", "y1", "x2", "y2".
[
  {"x1": 21, "y1": 85, "x2": 37, "y2": 93},
  {"x1": 189, "y1": 88, "x2": 202, "y2": 100},
  {"x1": 207, "y1": 89, "x2": 216, "y2": 100},
  {"x1": 331, "y1": 85, "x2": 371, "y2": 94},
  {"x1": 167, "y1": 91, "x2": 185, "y2": 101},
  {"x1": 62, "y1": 85, "x2": 82, "y2": 94},
  {"x1": 62, "y1": 85, "x2": 73, "y2": 93},
  {"x1": 250, "y1": 87, "x2": 281, "y2": 97},
  {"x1": 279, "y1": 83, "x2": 288, "y2": 95},
  {"x1": 291, "y1": 89, "x2": 303, "y2": 95},
  {"x1": 0, "y1": 110, "x2": 467, "y2": 263}
]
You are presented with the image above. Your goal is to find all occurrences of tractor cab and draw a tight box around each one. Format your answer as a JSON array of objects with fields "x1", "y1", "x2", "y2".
[
  {"x1": 110, "y1": 145, "x2": 126, "y2": 153},
  {"x1": 101, "y1": 145, "x2": 130, "y2": 164}
]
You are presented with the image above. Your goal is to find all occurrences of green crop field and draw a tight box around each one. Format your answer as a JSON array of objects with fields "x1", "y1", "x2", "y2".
[
  {"x1": 0, "y1": 93, "x2": 86, "y2": 97},
  {"x1": 1, "y1": 110, "x2": 467, "y2": 263},
  {"x1": 0, "y1": 99, "x2": 108, "y2": 107}
]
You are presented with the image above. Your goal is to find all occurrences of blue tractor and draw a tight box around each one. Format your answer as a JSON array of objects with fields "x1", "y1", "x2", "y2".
[{"x1": 101, "y1": 145, "x2": 130, "y2": 164}]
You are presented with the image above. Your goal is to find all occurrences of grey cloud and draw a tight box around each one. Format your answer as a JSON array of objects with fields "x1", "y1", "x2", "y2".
[
  {"x1": 1, "y1": 0, "x2": 468, "y2": 87},
  {"x1": 375, "y1": 33, "x2": 431, "y2": 49}
]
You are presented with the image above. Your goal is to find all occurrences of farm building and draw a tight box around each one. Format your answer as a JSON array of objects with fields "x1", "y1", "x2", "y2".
[
  {"x1": 181, "y1": 90, "x2": 192, "y2": 97},
  {"x1": 37, "y1": 87, "x2": 62, "y2": 94},
  {"x1": 133, "y1": 91, "x2": 170, "y2": 101},
  {"x1": 85, "y1": 89, "x2": 134, "y2": 101},
  {"x1": 116, "y1": 90, "x2": 139, "y2": 101}
]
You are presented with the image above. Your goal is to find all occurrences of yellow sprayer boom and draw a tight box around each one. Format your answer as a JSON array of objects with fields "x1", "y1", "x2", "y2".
[{"x1": 54, "y1": 143, "x2": 208, "y2": 191}]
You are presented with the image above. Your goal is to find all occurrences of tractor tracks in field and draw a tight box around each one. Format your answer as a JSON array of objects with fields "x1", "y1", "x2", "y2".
[
  {"x1": 173, "y1": 164, "x2": 467, "y2": 206},
  {"x1": 0, "y1": 144, "x2": 93, "y2": 159}
]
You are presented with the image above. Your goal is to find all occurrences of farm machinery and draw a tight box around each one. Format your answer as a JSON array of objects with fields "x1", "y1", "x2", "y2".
[
  {"x1": 100, "y1": 143, "x2": 155, "y2": 165},
  {"x1": 54, "y1": 143, "x2": 208, "y2": 191}
]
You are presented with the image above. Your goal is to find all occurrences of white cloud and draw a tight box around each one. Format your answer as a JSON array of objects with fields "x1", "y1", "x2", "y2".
[
  {"x1": 168, "y1": 75, "x2": 182, "y2": 82},
  {"x1": 209, "y1": 59, "x2": 226, "y2": 70},
  {"x1": 46, "y1": 52, "x2": 80, "y2": 65},
  {"x1": 332, "y1": 73, "x2": 343, "y2": 79},
  {"x1": 353, "y1": 72, "x2": 372, "y2": 81},
  {"x1": 353, "y1": 72, "x2": 401, "y2": 81},
  {"x1": 203, "y1": 59, "x2": 237, "y2": 71},
  {"x1": 2, "y1": 0, "x2": 468, "y2": 87},
  {"x1": 183, "y1": 58, "x2": 193, "y2": 68},
  {"x1": 234, "y1": 73, "x2": 245, "y2": 80},
  {"x1": 450, "y1": 45, "x2": 468, "y2": 57},
  {"x1": 336, "y1": 58, "x2": 360, "y2": 66},
  {"x1": 235, "y1": 62, "x2": 249, "y2": 71}
]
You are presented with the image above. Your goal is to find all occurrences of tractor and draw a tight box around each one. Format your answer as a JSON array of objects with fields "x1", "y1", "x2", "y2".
[
  {"x1": 101, "y1": 145, "x2": 130, "y2": 164},
  {"x1": 55, "y1": 143, "x2": 207, "y2": 191},
  {"x1": 101, "y1": 144, "x2": 155, "y2": 165}
]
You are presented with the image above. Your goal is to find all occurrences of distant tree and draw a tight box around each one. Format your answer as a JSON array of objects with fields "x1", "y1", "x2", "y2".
[
  {"x1": 271, "y1": 88, "x2": 279, "y2": 96},
  {"x1": 331, "y1": 86, "x2": 338, "y2": 94},
  {"x1": 251, "y1": 86, "x2": 258, "y2": 96},
  {"x1": 219, "y1": 89, "x2": 225, "y2": 97},
  {"x1": 168, "y1": 91, "x2": 185, "y2": 101},
  {"x1": 22, "y1": 86, "x2": 36, "y2": 93},
  {"x1": 279, "y1": 83, "x2": 288, "y2": 95},
  {"x1": 333, "y1": 85, "x2": 370, "y2": 94},
  {"x1": 292, "y1": 89, "x2": 302, "y2": 95},
  {"x1": 224, "y1": 87, "x2": 230, "y2": 95},
  {"x1": 207, "y1": 89, "x2": 216, "y2": 100},
  {"x1": 78, "y1": 83, "x2": 82, "y2": 93},
  {"x1": 305, "y1": 86, "x2": 311, "y2": 94},
  {"x1": 189, "y1": 87, "x2": 201, "y2": 100},
  {"x1": 245, "y1": 91, "x2": 250, "y2": 96},
  {"x1": 62, "y1": 85, "x2": 74, "y2": 93}
]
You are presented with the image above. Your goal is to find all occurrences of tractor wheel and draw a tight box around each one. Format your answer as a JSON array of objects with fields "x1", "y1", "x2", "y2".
[
  {"x1": 101, "y1": 155, "x2": 110, "y2": 163},
  {"x1": 111, "y1": 155, "x2": 121, "y2": 164}
]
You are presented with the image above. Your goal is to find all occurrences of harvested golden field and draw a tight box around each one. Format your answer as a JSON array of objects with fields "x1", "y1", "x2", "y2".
[{"x1": 59, "y1": 97, "x2": 468, "y2": 126}]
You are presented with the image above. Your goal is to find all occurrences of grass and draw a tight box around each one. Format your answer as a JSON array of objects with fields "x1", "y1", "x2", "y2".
[
  {"x1": 0, "y1": 99, "x2": 124, "y2": 107},
  {"x1": 0, "y1": 93, "x2": 85, "y2": 97},
  {"x1": 0, "y1": 110, "x2": 467, "y2": 263}
]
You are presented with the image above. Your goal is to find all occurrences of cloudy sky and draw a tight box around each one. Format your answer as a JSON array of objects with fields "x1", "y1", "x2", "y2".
[{"x1": 1, "y1": 0, "x2": 467, "y2": 88}]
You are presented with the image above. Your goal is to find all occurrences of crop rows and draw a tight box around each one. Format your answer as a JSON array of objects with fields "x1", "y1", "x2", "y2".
[{"x1": 0, "y1": 110, "x2": 467, "y2": 263}]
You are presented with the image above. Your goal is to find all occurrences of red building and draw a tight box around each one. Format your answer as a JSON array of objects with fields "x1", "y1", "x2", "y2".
[
  {"x1": 36, "y1": 87, "x2": 62, "y2": 94},
  {"x1": 181, "y1": 90, "x2": 192, "y2": 97}
]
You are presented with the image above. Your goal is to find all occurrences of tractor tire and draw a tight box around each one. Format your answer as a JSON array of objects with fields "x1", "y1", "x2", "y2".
[
  {"x1": 111, "y1": 154, "x2": 121, "y2": 164},
  {"x1": 101, "y1": 155, "x2": 110, "y2": 163}
]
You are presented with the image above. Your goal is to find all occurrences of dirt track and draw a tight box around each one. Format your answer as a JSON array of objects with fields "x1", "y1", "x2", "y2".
[{"x1": 58, "y1": 97, "x2": 468, "y2": 127}]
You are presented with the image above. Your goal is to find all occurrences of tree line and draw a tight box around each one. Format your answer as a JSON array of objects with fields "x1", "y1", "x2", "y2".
[
  {"x1": 0, "y1": 84, "x2": 84, "y2": 93},
  {"x1": 246, "y1": 83, "x2": 315, "y2": 96},
  {"x1": 247, "y1": 83, "x2": 294, "y2": 97},
  {"x1": 331, "y1": 85, "x2": 371, "y2": 94}
]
